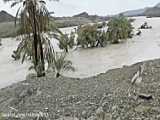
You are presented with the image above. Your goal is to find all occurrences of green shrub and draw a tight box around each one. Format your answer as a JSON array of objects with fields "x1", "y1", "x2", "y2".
[
  {"x1": 77, "y1": 25, "x2": 97, "y2": 48},
  {"x1": 58, "y1": 32, "x2": 75, "y2": 52},
  {"x1": 95, "y1": 21, "x2": 106, "y2": 29},
  {"x1": 96, "y1": 30, "x2": 108, "y2": 47},
  {"x1": 51, "y1": 52, "x2": 75, "y2": 78},
  {"x1": 77, "y1": 25, "x2": 108, "y2": 48},
  {"x1": 107, "y1": 16, "x2": 133, "y2": 44}
]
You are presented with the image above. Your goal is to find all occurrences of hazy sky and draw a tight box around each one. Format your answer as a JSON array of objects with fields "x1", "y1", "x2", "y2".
[{"x1": 0, "y1": 0, "x2": 159, "y2": 17}]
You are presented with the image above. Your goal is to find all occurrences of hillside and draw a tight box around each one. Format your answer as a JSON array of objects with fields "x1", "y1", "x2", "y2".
[
  {"x1": 52, "y1": 12, "x2": 109, "y2": 28},
  {"x1": 73, "y1": 11, "x2": 109, "y2": 21},
  {"x1": 145, "y1": 7, "x2": 160, "y2": 17},
  {"x1": 120, "y1": 2, "x2": 160, "y2": 17},
  {"x1": 121, "y1": 8, "x2": 147, "y2": 17},
  {"x1": 73, "y1": 12, "x2": 90, "y2": 18},
  {"x1": 0, "y1": 10, "x2": 14, "y2": 23},
  {"x1": 155, "y1": 2, "x2": 160, "y2": 8}
]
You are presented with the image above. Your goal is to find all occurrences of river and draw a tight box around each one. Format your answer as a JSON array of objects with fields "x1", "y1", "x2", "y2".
[{"x1": 1, "y1": 16, "x2": 160, "y2": 88}]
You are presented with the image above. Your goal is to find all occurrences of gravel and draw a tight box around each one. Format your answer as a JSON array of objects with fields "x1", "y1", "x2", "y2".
[{"x1": 1, "y1": 59, "x2": 160, "y2": 120}]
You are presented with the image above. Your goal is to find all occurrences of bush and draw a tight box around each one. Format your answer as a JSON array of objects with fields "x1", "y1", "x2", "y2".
[
  {"x1": 77, "y1": 25, "x2": 108, "y2": 48},
  {"x1": 59, "y1": 32, "x2": 75, "y2": 52},
  {"x1": 77, "y1": 25, "x2": 97, "y2": 48},
  {"x1": 95, "y1": 22, "x2": 106, "y2": 29},
  {"x1": 107, "y1": 16, "x2": 133, "y2": 44}
]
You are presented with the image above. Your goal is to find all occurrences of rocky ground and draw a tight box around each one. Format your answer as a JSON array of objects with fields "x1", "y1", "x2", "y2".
[{"x1": 1, "y1": 59, "x2": 160, "y2": 120}]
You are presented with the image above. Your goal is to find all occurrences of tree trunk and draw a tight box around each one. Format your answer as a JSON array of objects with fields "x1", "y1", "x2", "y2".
[
  {"x1": 33, "y1": 4, "x2": 41, "y2": 77},
  {"x1": 65, "y1": 48, "x2": 68, "y2": 53},
  {"x1": 31, "y1": 2, "x2": 46, "y2": 77},
  {"x1": 38, "y1": 35, "x2": 45, "y2": 77},
  {"x1": 33, "y1": 33, "x2": 38, "y2": 66},
  {"x1": 56, "y1": 73, "x2": 60, "y2": 78}
]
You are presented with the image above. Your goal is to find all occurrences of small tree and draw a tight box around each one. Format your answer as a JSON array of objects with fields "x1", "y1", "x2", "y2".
[
  {"x1": 77, "y1": 25, "x2": 98, "y2": 48},
  {"x1": 58, "y1": 32, "x2": 75, "y2": 52},
  {"x1": 51, "y1": 52, "x2": 75, "y2": 78},
  {"x1": 95, "y1": 22, "x2": 106, "y2": 29},
  {"x1": 4, "y1": 0, "x2": 60, "y2": 77},
  {"x1": 107, "y1": 16, "x2": 133, "y2": 44},
  {"x1": 77, "y1": 25, "x2": 108, "y2": 48},
  {"x1": 96, "y1": 30, "x2": 108, "y2": 47}
]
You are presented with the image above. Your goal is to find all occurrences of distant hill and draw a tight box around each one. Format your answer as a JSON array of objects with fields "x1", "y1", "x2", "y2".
[
  {"x1": 73, "y1": 12, "x2": 89, "y2": 18},
  {"x1": 73, "y1": 12, "x2": 109, "y2": 21},
  {"x1": 121, "y1": 8, "x2": 147, "y2": 17},
  {"x1": 53, "y1": 12, "x2": 110, "y2": 28},
  {"x1": 120, "y1": 2, "x2": 160, "y2": 17},
  {"x1": 155, "y1": 3, "x2": 160, "y2": 8},
  {"x1": 0, "y1": 11, "x2": 15, "y2": 23},
  {"x1": 145, "y1": 3, "x2": 160, "y2": 17}
]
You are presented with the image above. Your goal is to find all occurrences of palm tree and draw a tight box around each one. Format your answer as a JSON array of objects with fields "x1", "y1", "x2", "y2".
[
  {"x1": 77, "y1": 25, "x2": 98, "y2": 48},
  {"x1": 77, "y1": 24, "x2": 108, "y2": 48},
  {"x1": 96, "y1": 30, "x2": 108, "y2": 47},
  {"x1": 58, "y1": 32, "x2": 75, "y2": 53},
  {"x1": 4, "y1": 0, "x2": 60, "y2": 77},
  {"x1": 11, "y1": 35, "x2": 33, "y2": 61},
  {"x1": 52, "y1": 52, "x2": 75, "y2": 78}
]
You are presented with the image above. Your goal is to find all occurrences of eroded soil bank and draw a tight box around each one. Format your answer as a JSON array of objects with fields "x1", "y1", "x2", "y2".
[{"x1": 0, "y1": 58, "x2": 160, "y2": 120}]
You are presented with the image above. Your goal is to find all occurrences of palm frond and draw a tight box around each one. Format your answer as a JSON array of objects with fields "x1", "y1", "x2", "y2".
[
  {"x1": 6, "y1": 0, "x2": 66, "y2": 77},
  {"x1": 51, "y1": 52, "x2": 75, "y2": 77}
]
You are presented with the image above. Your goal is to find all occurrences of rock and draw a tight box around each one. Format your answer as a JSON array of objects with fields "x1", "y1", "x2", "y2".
[
  {"x1": 82, "y1": 110, "x2": 88, "y2": 119},
  {"x1": 138, "y1": 93, "x2": 153, "y2": 100},
  {"x1": 21, "y1": 82, "x2": 29, "y2": 86},
  {"x1": 156, "y1": 115, "x2": 160, "y2": 119},
  {"x1": 87, "y1": 116, "x2": 97, "y2": 120},
  {"x1": 96, "y1": 107, "x2": 105, "y2": 120},
  {"x1": 131, "y1": 65, "x2": 144, "y2": 85},
  {"x1": 36, "y1": 88, "x2": 42, "y2": 96},
  {"x1": 44, "y1": 108, "x2": 49, "y2": 112},
  {"x1": 135, "y1": 77, "x2": 142, "y2": 85},
  {"x1": 136, "y1": 30, "x2": 142, "y2": 36},
  {"x1": 56, "y1": 116, "x2": 78, "y2": 120},
  {"x1": 151, "y1": 107, "x2": 160, "y2": 113},
  {"x1": 96, "y1": 107, "x2": 112, "y2": 120},
  {"x1": 26, "y1": 73, "x2": 37, "y2": 80},
  {"x1": 8, "y1": 106, "x2": 18, "y2": 112},
  {"x1": 105, "y1": 113, "x2": 112, "y2": 120},
  {"x1": 112, "y1": 105, "x2": 117, "y2": 111},
  {"x1": 135, "y1": 105, "x2": 151, "y2": 113},
  {"x1": 102, "y1": 102, "x2": 110, "y2": 112}
]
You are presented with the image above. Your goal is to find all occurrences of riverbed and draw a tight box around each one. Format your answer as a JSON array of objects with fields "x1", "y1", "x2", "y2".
[{"x1": 0, "y1": 16, "x2": 160, "y2": 88}]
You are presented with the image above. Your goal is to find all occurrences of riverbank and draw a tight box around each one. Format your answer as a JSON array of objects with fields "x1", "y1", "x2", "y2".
[{"x1": 0, "y1": 58, "x2": 160, "y2": 120}]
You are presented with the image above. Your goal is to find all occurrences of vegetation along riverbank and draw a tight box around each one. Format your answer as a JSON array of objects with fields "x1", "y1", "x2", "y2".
[{"x1": 1, "y1": 0, "x2": 160, "y2": 120}]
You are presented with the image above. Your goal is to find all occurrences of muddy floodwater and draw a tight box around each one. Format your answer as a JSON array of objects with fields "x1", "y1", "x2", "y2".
[{"x1": 1, "y1": 17, "x2": 160, "y2": 88}]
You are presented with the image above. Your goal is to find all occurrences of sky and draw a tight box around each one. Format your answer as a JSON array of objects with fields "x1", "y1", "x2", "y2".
[{"x1": 0, "y1": 0, "x2": 159, "y2": 17}]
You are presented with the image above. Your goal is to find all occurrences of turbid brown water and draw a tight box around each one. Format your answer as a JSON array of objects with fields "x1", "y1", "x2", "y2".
[
  {"x1": 1, "y1": 17, "x2": 160, "y2": 88},
  {"x1": 65, "y1": 17, "x2": 160, "y2": 78}
]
